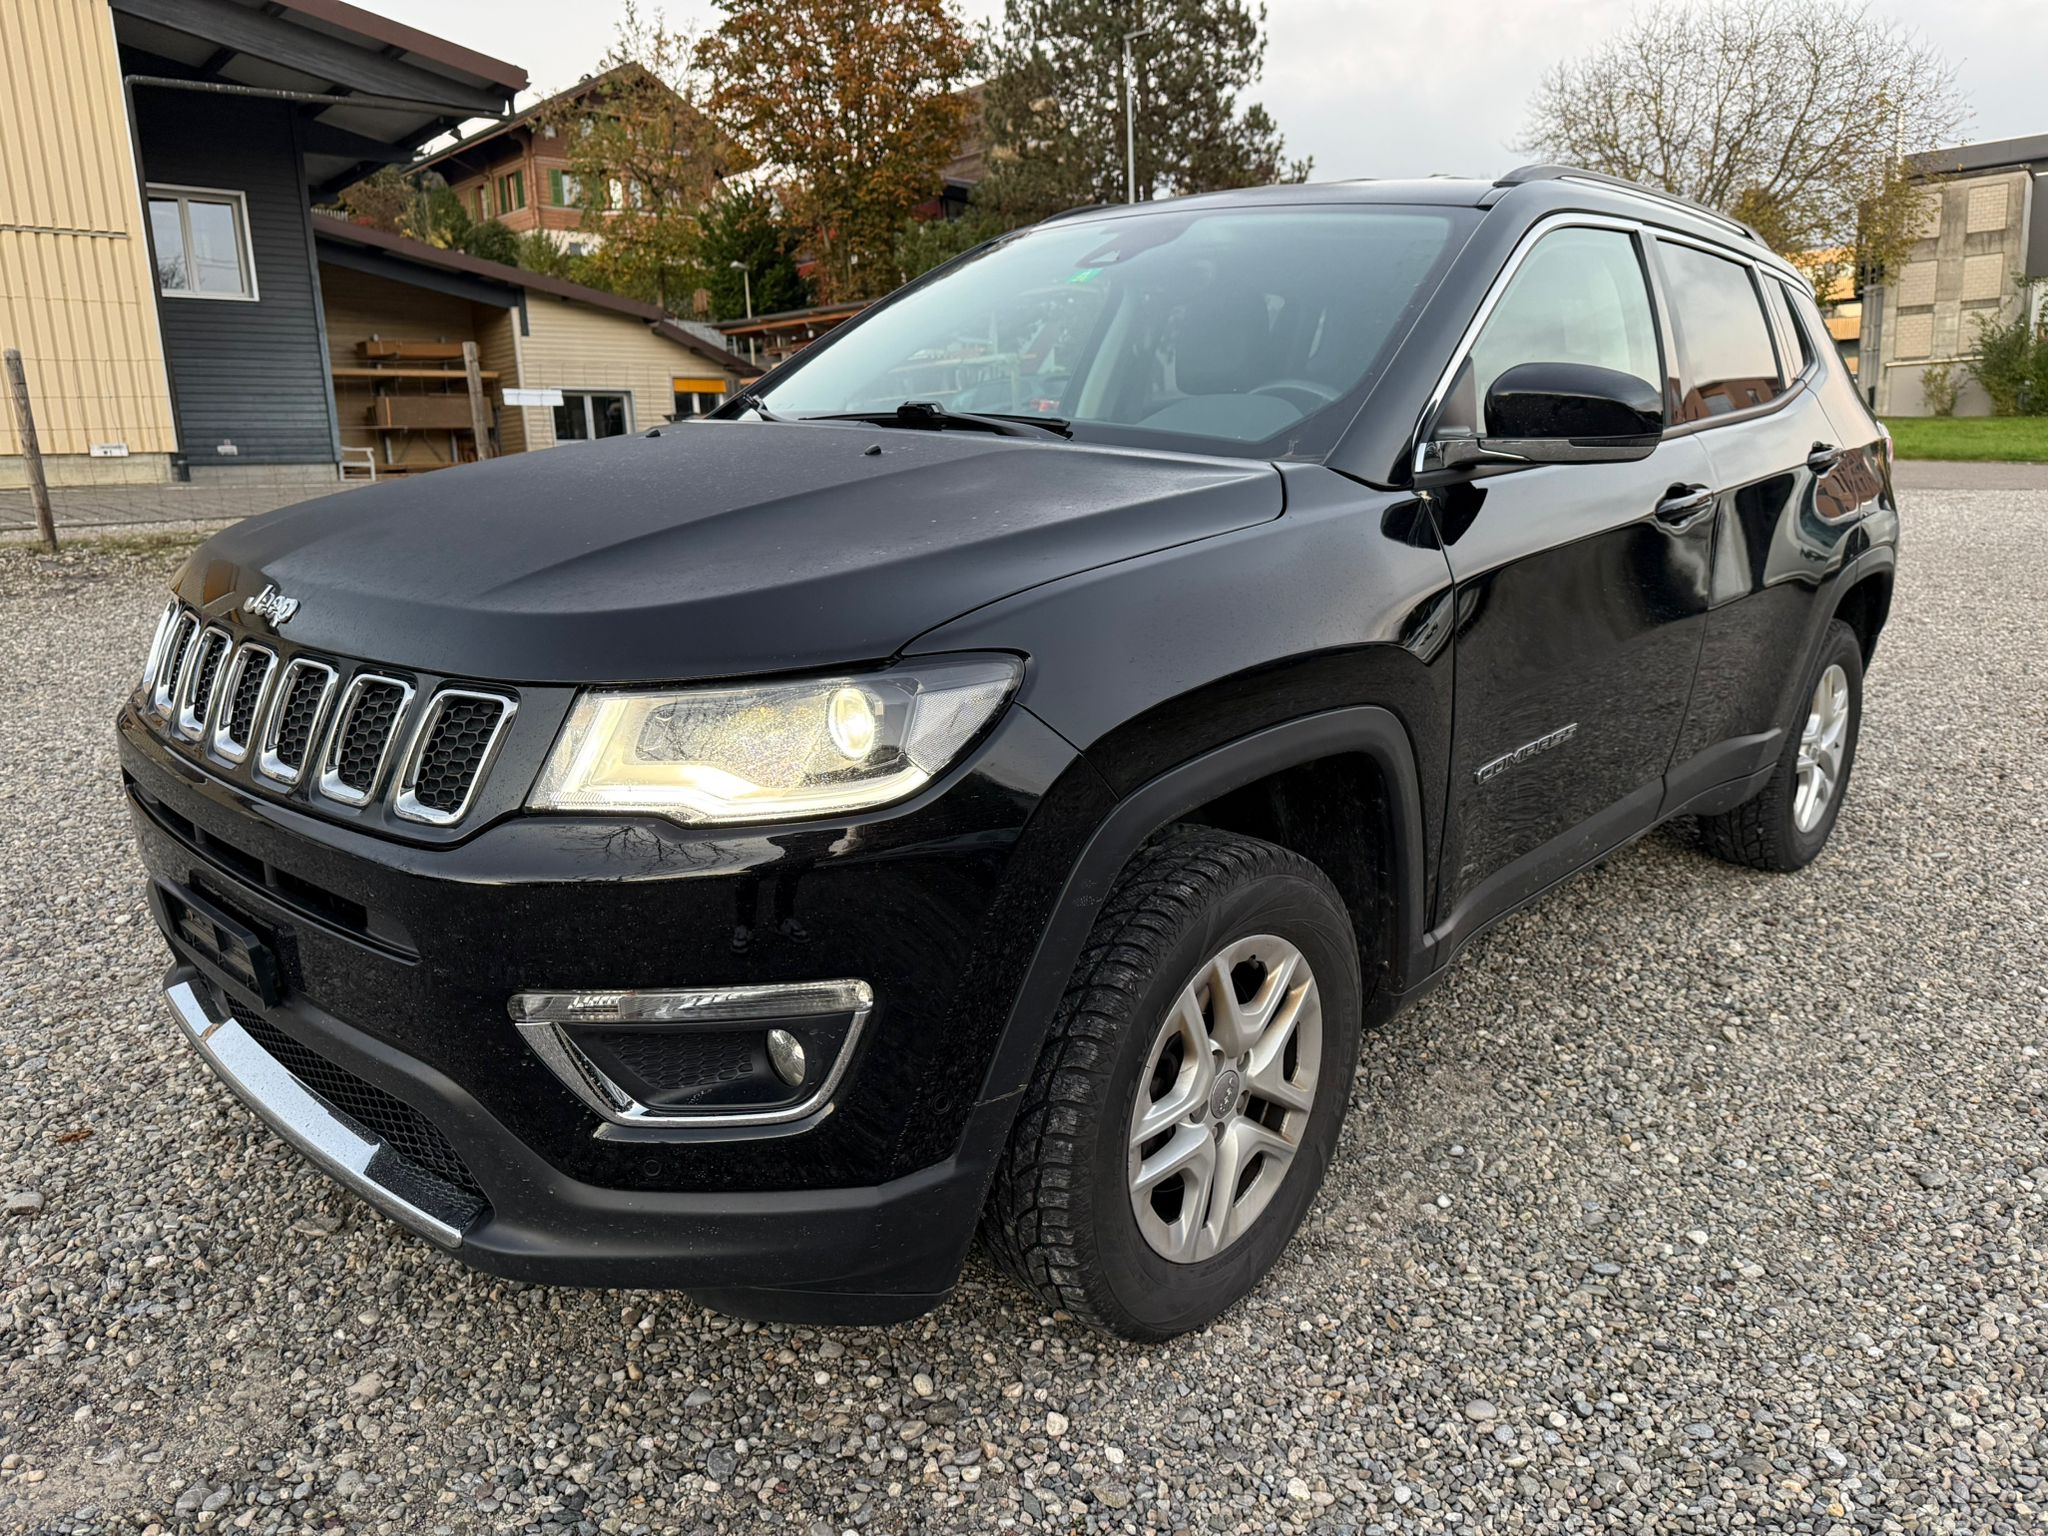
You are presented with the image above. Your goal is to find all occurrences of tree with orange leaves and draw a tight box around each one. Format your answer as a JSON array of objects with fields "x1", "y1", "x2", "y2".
[{"x1": 696, "y1": 0, "x2": 977, "y2": 301}]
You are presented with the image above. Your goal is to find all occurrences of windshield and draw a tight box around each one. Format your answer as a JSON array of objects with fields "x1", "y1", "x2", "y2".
[{"x1": 749, "y1": 204, "x2": 1469, "y2": 459}]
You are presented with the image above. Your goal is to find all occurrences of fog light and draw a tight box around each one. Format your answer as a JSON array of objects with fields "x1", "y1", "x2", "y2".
[{"x1": 767, "y1": 1027, "x2": 807, "y2": 1086}]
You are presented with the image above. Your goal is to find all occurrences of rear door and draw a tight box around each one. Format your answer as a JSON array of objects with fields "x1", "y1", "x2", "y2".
[
  {"x1": 1656, "y1": 239, "x2": 1879, "y2": 805},
  {"x1": 1429, "y1": 221, "x2": 1716, "y2": 943}
]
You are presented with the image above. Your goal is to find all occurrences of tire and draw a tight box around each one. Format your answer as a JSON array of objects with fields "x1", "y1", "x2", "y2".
[
  {"x1": 1698, "y1": 618, "x2": 1864, "y2": 872},
  {"x1": 981, "y1": 825, "x2": 1362, "y2": 1340}
]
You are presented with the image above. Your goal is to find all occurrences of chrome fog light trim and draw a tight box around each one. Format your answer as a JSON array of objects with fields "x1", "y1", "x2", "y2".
[{"x1": 508, "y1": 980, "x2": 872, "y2": 1131}]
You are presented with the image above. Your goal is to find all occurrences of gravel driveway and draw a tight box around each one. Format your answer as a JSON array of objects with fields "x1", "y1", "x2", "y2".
[{"x1": 2, "y1": 495, "x2": 2043, "y2": 1536}]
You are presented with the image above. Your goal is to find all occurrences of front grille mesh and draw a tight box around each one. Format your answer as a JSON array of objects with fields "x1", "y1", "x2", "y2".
[
  {"x1": 178, "y1": 630, "x2": 230, "y2": 732},
  {"x1": 409, "y1": 696, "x2": 506, "y2": 815},
  {"x1": 238, "y1": 1011, "x2": 488, "y2": 1215},
  {"x1": 270, "y1": 668, "x2": 329, "y2": 773},
  {"x1": 332, "y1": 681, "x2": 406, "y2": 794},
  {"x1": 224, "y1": 653, "x2": 272, "y2": 747}
]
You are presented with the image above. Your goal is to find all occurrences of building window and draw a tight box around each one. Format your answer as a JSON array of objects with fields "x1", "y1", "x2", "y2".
[
  {"x1": 498, "y1": 169, "x2": 526, "y2": 212},
  {"x1": 548, "y1": 169, "x2": 583, "y2": 207},
  {"x1": 673, "y1": 378, "x2": 727, "y2": 418},
  {"x1": 553, "y1": 391, "x2": 633, "y2": 441},
  {"x1": 146, "y1": 186, "x2": 256, "y2": 300}
]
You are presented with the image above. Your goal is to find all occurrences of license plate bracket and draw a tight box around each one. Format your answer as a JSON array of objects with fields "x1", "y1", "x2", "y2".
[{"x1": 152, "y1": 880, "x2": 284, "y2": 1006}]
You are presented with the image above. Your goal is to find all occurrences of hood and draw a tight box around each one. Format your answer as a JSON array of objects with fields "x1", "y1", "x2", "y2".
[{"x1": 183, "y1": 422, "x2": 1282, "y2": 684}]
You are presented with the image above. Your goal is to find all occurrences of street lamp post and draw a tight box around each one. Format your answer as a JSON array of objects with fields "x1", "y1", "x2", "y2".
[
  {"x1": 729, "y1": 259, "x2": 753, "y2": 321},
  {"x1": 1123, "y1": 21, "x2": 1154, "y2": 204}
]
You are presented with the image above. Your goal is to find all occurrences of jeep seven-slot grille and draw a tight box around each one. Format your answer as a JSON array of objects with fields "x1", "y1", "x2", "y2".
[
  {"x1": 223, "y1": 652, "x2": 272, "y2": 748},
  {"x1": 269, "y1": 666, "x2": 330, "y2": 774},
  {"x1": 142, "y1": 604, "x2": 514, "y2": 827},
  {"x1": 408, "y1": 696, "x2": 505, "y2": 815},
  {"x1": 329, "y1": 680, "x2": 407, "y2": 796}
]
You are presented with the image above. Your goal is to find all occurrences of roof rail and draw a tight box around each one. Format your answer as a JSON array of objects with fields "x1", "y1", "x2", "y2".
[{"x1": 1495, "y1": 164, "x2": 1764, "y2": 244}]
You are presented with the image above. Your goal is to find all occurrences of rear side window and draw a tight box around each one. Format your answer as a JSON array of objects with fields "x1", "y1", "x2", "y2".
[
  {"x1": 1658, "y1": 241, "x2": 1784, "y2": 420},
  {"x1": 1440, "y1": 226, "x2": 1662, "y2": 435}
]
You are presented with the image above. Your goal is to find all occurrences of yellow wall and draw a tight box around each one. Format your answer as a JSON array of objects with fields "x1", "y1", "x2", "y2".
[
  {"x1": 510, "y1": 293, "x2": 740, "y2": 450},
  {"x1": 473, "y1": 304, "x2": 526, "y2": 455},
  {"x1": 0, "y1": 0, "x2": 176, "y2": 483}
]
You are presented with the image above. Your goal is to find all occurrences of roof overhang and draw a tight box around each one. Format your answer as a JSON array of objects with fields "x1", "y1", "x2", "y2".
[{"x1": 110, "y1": 0, "x2": 526, "y2": 195}]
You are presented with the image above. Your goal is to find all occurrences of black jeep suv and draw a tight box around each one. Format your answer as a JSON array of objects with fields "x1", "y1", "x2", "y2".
[{"x1": 120, "y1": 167, "x2": 1897, "y2": 1340}]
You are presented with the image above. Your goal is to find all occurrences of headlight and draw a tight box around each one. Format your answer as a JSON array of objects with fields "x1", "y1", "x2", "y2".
[{"x1": 528, "y1": 655, "x2": 1021, "y2": 825}]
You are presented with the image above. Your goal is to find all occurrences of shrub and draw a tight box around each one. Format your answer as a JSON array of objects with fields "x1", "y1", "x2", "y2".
[
  {"x1": 1919, "y1": 362, "x2": 1960, "y2": 416},
  {"x1": 1968, "y1": 278, "x2": 2048, "y2": 416}
]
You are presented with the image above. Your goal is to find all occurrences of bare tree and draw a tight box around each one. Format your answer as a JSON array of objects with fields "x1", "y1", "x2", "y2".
[{"x1": 1520, "y1": 0, "x2": 1965, "y2": 293}]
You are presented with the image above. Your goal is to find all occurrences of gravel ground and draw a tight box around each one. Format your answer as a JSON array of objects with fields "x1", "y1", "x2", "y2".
[{"x1": 1, "y1": 492, "x2": 2043, "y2": 1536}]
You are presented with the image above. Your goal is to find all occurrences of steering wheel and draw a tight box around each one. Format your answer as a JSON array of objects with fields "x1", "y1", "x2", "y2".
[{"x1": 1250, "y1": 378, "x2": 1343, "y2": 412}]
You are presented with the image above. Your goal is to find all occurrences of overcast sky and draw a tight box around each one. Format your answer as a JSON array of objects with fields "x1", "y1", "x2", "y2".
[{"x1": 408, "y1": 0, "x2": 2048, "y2": 180}]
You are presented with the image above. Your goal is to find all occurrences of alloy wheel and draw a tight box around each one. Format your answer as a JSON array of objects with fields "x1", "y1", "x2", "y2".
[
  {"x1": 1125, "y1": 934, "x2": 1322, "y2": 1263},
  {"x1": 1794, "y1": 662, "x2": 1851, "y2": 832}
]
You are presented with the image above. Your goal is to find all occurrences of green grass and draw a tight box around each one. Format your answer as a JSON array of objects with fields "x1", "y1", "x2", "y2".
[{"x1": 1881, "y1": 415, "x2": 2048, "y2": 463}]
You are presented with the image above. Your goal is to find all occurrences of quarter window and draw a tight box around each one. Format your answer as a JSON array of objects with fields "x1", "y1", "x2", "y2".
[
  {"x1": 1441, "y1": 226, "x2": 1662, "y2": 435},
  {"x1": 1658, "y1": 241, "x2": 1784, "y2": 419},
  {"x1": 147, "y1": 187, "x2": 256, "y2": 300}
]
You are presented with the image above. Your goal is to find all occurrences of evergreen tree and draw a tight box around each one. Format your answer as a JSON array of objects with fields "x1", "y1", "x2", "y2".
[
  {"x1": 693, "y1": 185, "x2": 811, "y2": 319},
  {"x1": 978, "y1": 0, "x2": 1306, "y2": 224}
]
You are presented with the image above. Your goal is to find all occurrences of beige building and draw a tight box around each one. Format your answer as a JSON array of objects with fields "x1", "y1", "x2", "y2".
[
  {"x1": 315, "y1": 219, "x2": 750, "y2": 475},
  {"x1": 1, "y1": 0, "x2": 522, "y2": 494},
  {"x1": 1864, "y1": 135, "x2": 2048, "y2": 417},
  {"x1": 0, "y1": 0, "x2": 177, "y2": 486}
]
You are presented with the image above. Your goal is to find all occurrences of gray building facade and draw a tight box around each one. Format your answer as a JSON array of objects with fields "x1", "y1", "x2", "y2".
[{"x1": 1864, "y1": 134, "x2": 2048, "y2": 417}]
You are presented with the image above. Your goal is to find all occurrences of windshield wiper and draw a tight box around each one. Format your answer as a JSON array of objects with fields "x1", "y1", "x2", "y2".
[
  {"x1": 725, "y1": 388, "x2": 788, "y2": 423},
  {"x1": 809, "y1": 400, "x2": 1073, "y2": 440}
]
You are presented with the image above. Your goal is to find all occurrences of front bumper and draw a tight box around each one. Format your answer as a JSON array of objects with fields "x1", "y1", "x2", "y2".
[
  {"x1": 122, "y1": 699, "x2": 1113, "y2": 1318},
  {"x1": 162, "y1": 964, "x2": 1008, "y2": 1321}
]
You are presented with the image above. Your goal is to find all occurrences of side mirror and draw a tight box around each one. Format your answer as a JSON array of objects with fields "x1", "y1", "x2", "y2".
[{"x1": 1481, "y1": 361, "x2": 1663, "y2": 463}]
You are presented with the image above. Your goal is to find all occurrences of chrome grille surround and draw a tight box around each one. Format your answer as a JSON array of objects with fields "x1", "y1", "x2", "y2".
[
  {"x1": 140, "y1": 600, "x2": 180, "y2": 698},
  {"x1": 172, "y1": 626, "x2": 233, "y2": 741},
  {"x1": 393, "y1": 689, "x2": 518, "y2": 827},
  {"x1": 256, "y1": 658, "x2": 339, "y2": 786},
  {"x1": 317, "y1": 673, "x2": 415, "y2": 807},
  {"x1": 209, "y1": 643, "x2": 277, "y2": 763},
  {"x1": 150, "y1": 611, "x2": 199, "y2": 717}
]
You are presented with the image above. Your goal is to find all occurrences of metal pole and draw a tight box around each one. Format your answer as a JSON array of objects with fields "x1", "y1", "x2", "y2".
[
  {"x1": 744, "y1": 269, "x2": 753, "y2": 320},
  {"x1": 461, "y1": 342, "x2": 493, "y2": 461},
  {"x1": 1122, "y1": 22, "x2": 1156, "y2": 203},
  {"x1": 5, "y1": 349, "x2": 57, "y2": 553}
]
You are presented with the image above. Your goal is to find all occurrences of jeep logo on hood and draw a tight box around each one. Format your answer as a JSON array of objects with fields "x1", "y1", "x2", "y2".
[{"x1": 243, "y1": 584, "x2": 300, "y2": 627}]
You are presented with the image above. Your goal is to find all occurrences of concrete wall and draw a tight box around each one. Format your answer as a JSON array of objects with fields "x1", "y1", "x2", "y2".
[
  {"x1": 0, "y1": 0, "x2": 177, "y2": 487},
  {"x1": 1873, "y1": 171, "x2": 2036, "y2": 416}
]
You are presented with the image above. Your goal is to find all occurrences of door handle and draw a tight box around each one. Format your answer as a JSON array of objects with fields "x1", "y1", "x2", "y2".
[
  {"x1": 1653, "y1": 483, "x2": 1715, "y2": 527},
  {"x1": 1806, "y1": 442, "x2": 1843, "y2": 475}
]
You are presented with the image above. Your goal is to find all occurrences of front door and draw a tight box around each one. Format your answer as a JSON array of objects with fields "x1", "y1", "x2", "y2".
[{"x1": 1428, "y1": 222, "x2": 1716, "y2": 943}]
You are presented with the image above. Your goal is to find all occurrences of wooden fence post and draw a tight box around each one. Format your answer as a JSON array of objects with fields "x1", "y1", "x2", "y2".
[
  {"x1": 462, "y1": 342, "x2": 493, "y2": 461},
  {"x1": 4, "y1": 349, "x2": 58, "y2": 553}
]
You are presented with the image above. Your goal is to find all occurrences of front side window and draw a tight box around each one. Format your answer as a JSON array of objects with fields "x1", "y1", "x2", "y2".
[
  {"x1": 553, "y1": 391, "x2": 632, "y2": 441},
  {"x1": 1658, "y1": 240, "x2": 1784, "y2": 420},
  {"x1": 1438, "y1": 225, "x2": 1661, "y2": 436},
  {"x1": 147, "y1": 187, "x2": 255, "y2": 300},
  {"x1": 752, "y1": 205, "x2": 1470, "y2": 460}
]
